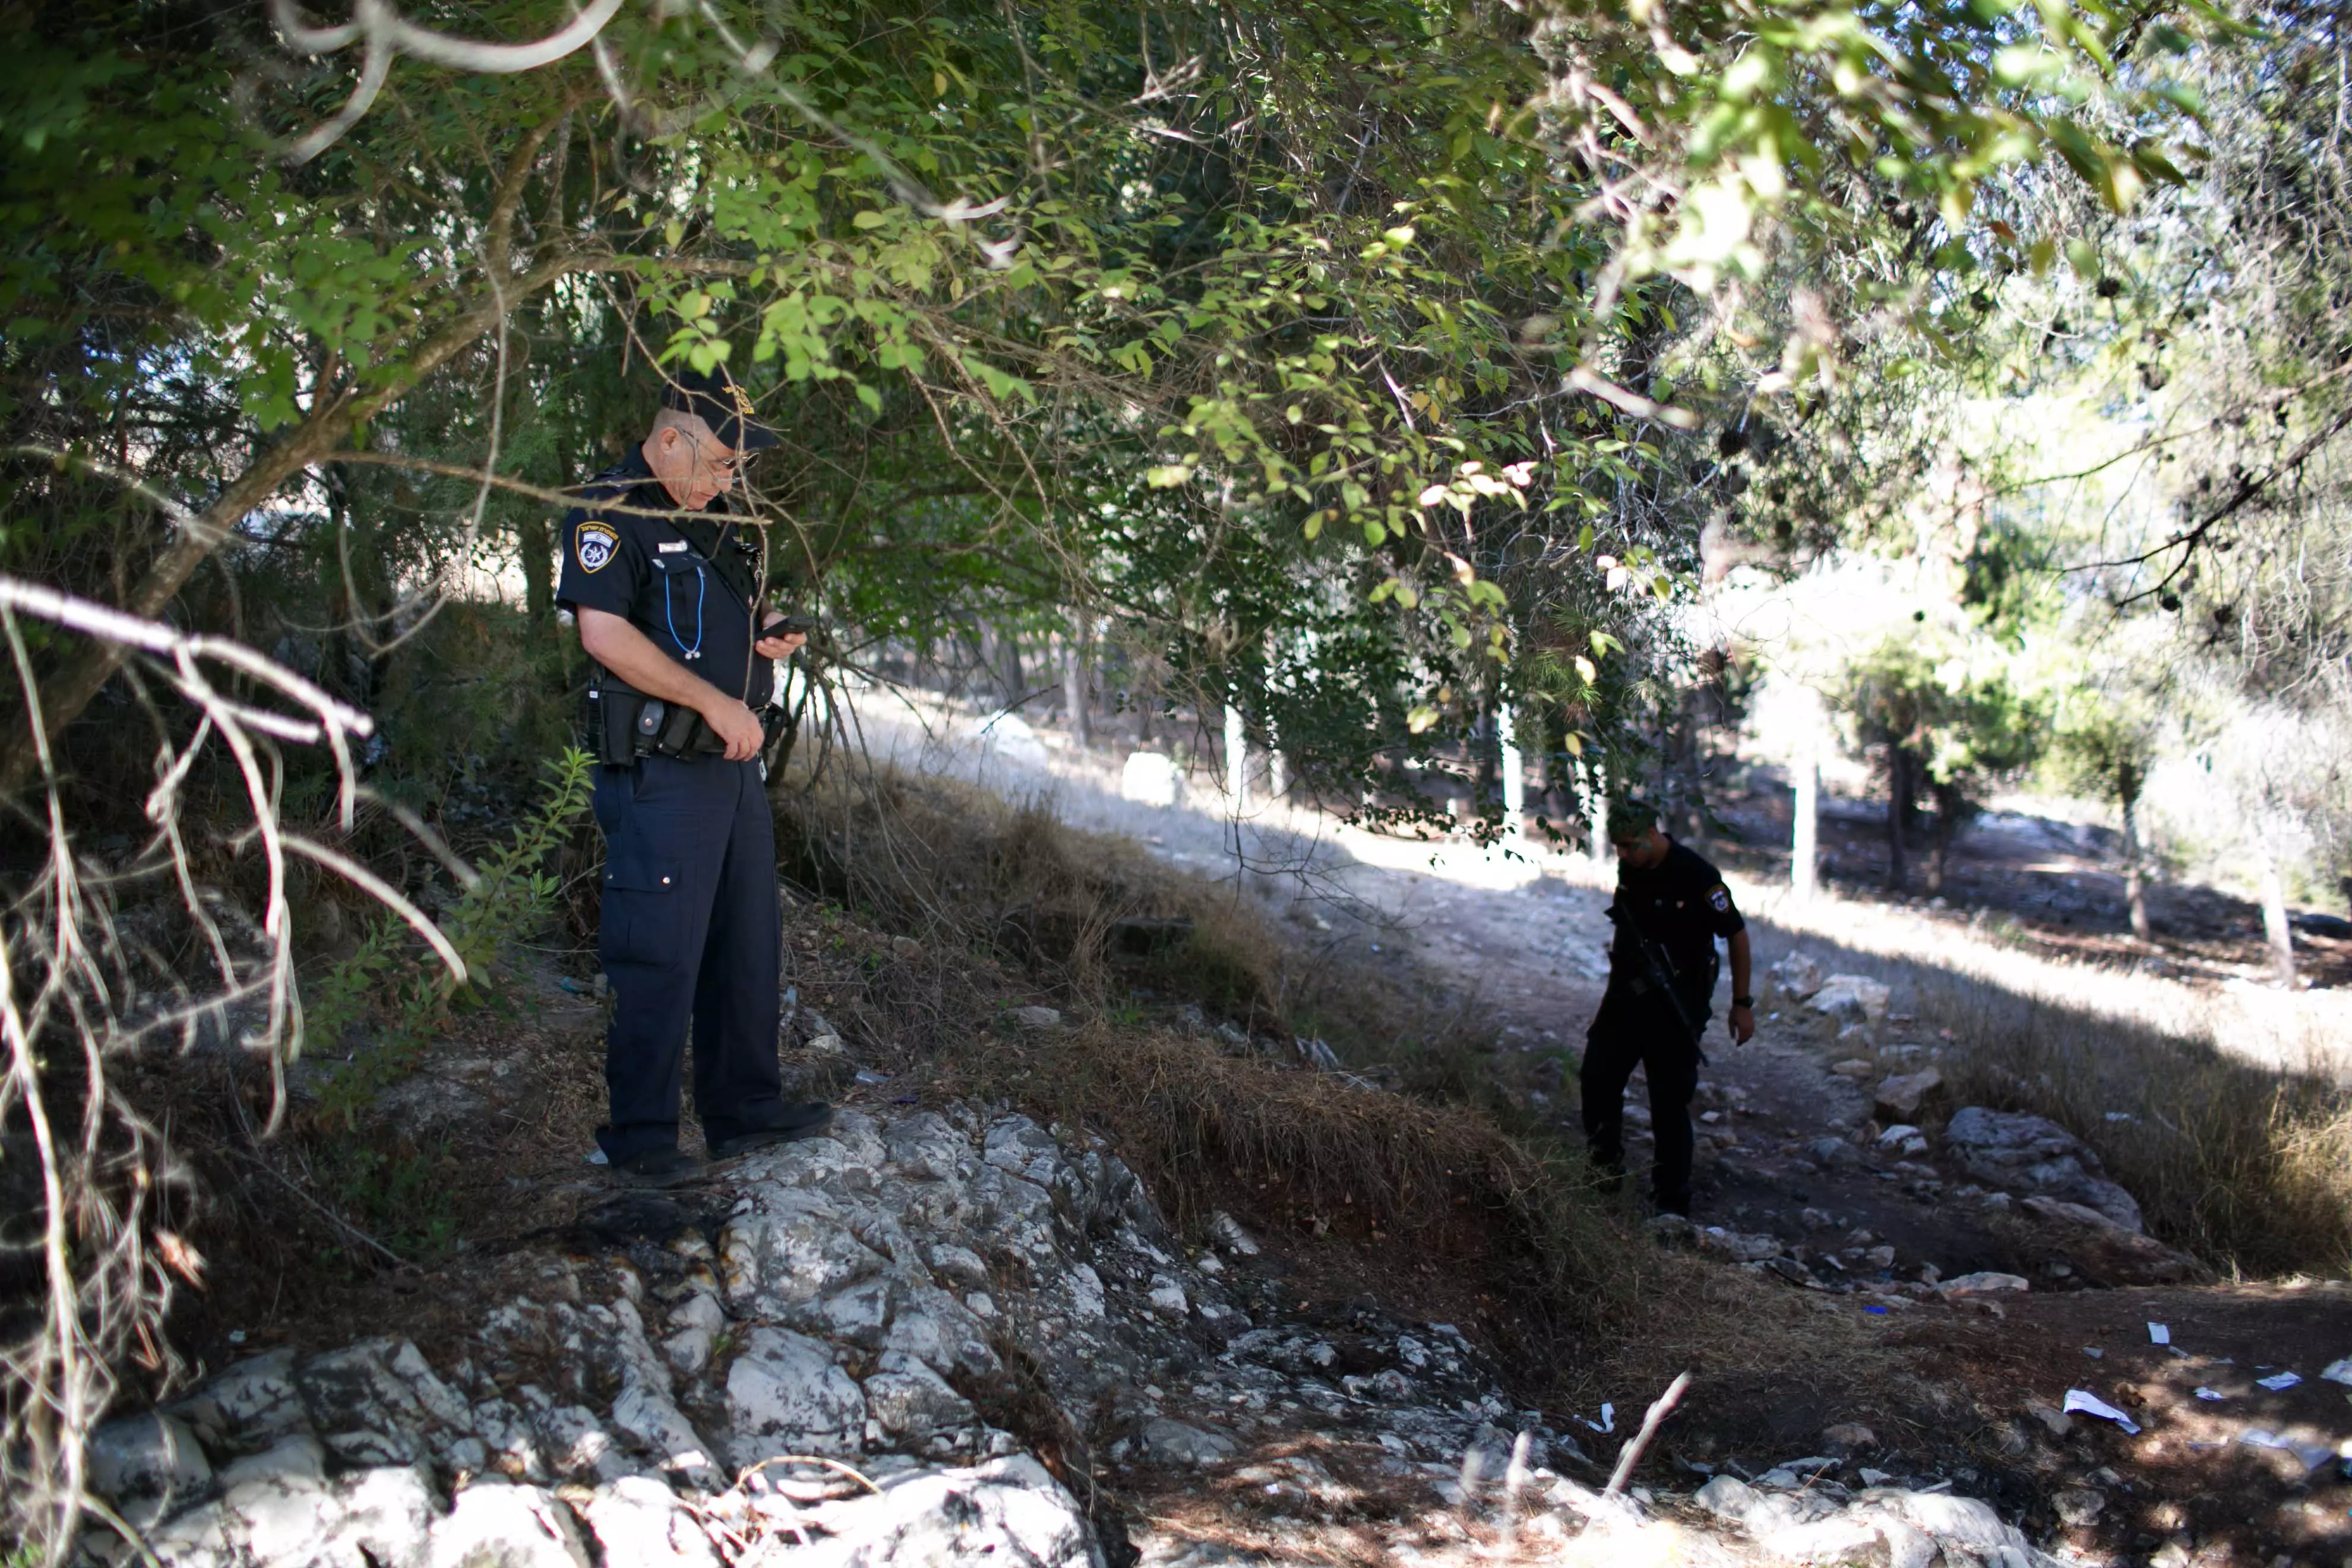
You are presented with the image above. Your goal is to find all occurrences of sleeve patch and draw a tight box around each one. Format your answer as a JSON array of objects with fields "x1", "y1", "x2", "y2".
[
  {"x1": 1708, "y1": 886, "x2": 1731, "y2": 913},
  {"x1": 575, "y1": 521, "x2": 620, "y2": 573}
]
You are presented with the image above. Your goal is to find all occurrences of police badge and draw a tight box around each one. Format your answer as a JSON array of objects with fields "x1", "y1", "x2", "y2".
[{"x1": 576, "y1": 521, "x2": 619, "y2": 573}]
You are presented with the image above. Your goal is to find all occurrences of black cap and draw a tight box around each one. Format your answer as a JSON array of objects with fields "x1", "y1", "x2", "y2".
[{"x1": 660, "y1": 363, "x2": 780, "y2": 453}]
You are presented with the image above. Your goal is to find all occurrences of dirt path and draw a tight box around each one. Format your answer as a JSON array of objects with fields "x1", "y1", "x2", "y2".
[{"x1": 841, "y1": 696, "x2": 2352, "y2": 1561}]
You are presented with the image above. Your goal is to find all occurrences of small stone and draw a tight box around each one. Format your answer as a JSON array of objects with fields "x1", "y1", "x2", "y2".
[
  {"x1": 1206, "y1": 1211, "x2": 1261, "y2": 1256},
  {"x1": 1811, "y1": 975, "x2": 1891, "y2": 1024},
  {"x1": 2026, "y1": 1400, "x2": 2074, "y2": 1438},
  {"x1": 2052, "y1": 1487, "x2": 2106, "y2": 1527},
  {"x1": 1831, "y1": 1058, "x2": 1875, "y2": 1079},
  {"x1": 1939, "y1": 1272, "x2": 2030, "y2": 1297},
  {"x1": 1697, "y1": 1227, "x2": 1784, "y2": 1263},
  {"x1": 1771, "y1": 952, "x2": 1825, "y2": 1002},
  {"x1": 1147, "y1": 1275, "x2": 1190, "y2": 1317},
  {"x1": 1012, "y1": 1006, "x2": 1063, "y2": 1032},
  {"x1": 1139, "y1": 1418, "x2": 1237, "y2": 1466},
  {"x1": 1822, "y1": 1422, "x2": 1877, "y2": 1453},
  {"x1": 1864, "y1": 1245, "x2": 1897, "y2": 1269},
  {"x1": 1874, "y1": 1068, "x2": 1945, "y2": 1121}
]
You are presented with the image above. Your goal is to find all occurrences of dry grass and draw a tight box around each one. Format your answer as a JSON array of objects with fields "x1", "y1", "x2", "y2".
[
  {"x1": 766, "y1": 761, "x2": 1655, "y2": 1334},
  {"x1": 1912, "y1": 973, "x2": 2352, "y2": 1278},
  {"x1": 1724, "y1": 875, "x2": 2352, "y2": 1278},
  {"x1": 937, "y1": 1022, "x2": 1648, "y2": 1319}
]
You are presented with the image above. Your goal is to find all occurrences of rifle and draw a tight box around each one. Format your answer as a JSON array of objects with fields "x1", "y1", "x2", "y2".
[{"x1": 1605, "y1": 903, "x2": 1707, "y2": 1052}]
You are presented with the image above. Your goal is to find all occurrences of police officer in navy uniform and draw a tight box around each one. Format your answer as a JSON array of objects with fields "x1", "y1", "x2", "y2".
[
  {"x1": 1580, "y1": 800, "x2": 1756, "y2": 1215},
  {"x1": 556, "y1": 365, "x2": 831, "y2": 1187}
]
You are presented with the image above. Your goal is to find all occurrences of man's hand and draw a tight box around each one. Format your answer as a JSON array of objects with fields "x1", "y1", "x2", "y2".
[
  {"x1": 755, "y1": 614, "x2": 808, "y2": 661},
  {"x1": 701, "y1": 697, "x2": 767, "y2": 761},
  {"x1": 1727, "y1": 1004, "x2": 1756, "y2": 1046}
]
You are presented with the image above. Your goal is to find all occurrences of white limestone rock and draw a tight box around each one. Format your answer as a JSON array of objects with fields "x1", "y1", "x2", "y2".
[
  {"x1": 1770, "y1": 950, "x2": 1825, "y2": 1002},
  {"x1": 86, "y1": 1409, "x2": 211, "y2": 1503},
  {"x1": 427, "y1": 1482, "x2": 593, "y2": 1568},
  {"x1": 579, "y1": 1475, "x2": 722, "y2": 1568},
  {"x1": 1809, "y1": 974, "x2": 1891, "y2": 1025},
  {"x1": 166, "y1": 1349, "x2": 306, "y2": 1445},
  {"x1": 722, "y1": 1187, "x2": 890, "y2": 1314},
  {"x1": 726, "y1": 1326, "x2": 867, "y2": 1459},
  {"x1": 862, "y1": 1352, "x2": 979, "y2": 1450},
  {"x1": 1943, "y1": 1106, "x2": 2145, "y2": 1232},
  {"x1": 768, "y1": 1454, "x2": 1090, "y2": 1568},
  {"x1": 1120, "y1": 751, "x2": 1184, "y2": 808},
  {"x1": 1138, "y1": 1418, "x2": 1237, "y2": 1466}
]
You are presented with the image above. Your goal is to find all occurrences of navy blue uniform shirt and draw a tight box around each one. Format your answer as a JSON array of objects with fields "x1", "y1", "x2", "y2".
[
  {"x1": 1608, "y1": 838, "x2": 1744, "y2": 988},
  {"x1": 554, "y1": 448, "x2": 774, "y2": 708}
]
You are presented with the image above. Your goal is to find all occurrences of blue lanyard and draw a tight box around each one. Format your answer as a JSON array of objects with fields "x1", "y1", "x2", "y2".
[{"x1": 665, "y1": 565, "x2": 706, "y2": 660}]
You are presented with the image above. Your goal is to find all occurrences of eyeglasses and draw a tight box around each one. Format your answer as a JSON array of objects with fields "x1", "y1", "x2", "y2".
[{"x1": 682, "y1": 426, "x2": 747, "y2": 476}]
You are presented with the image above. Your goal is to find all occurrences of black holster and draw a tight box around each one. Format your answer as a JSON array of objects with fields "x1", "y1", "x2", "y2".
[{"x1": 586, "y1": 669, "x2": 727, "y2": 764}]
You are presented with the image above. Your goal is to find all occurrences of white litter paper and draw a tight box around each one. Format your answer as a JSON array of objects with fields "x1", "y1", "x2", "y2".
[
  {"x1": 2321, "y1": 1358, "x2": 2352, "y2": 1386},
  {"x1": 2256, "y1": 1371, "x2": 2302, "y2": 1392},
  {"x1": 2239, "y1": 1431, "x2": 2340, "y2": 1469},
  {"x1": 1579, "y1": 1402, "x2": 1616, "y2": 1434},
  {"x1": 2148, "y1": 1323, "x2": 2170, "y2": 1345},
  {"x1": 2063, "y1": 1389, "x2": 2142, "y2": 1435}
]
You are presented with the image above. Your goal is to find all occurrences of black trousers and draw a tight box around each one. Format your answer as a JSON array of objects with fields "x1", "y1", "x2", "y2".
[
  {"x1": 592, "y1": 756, "x2": 787, "y2": 1162},
  {"x1": 1580, "y1": 985, "x2": 1707, "y2": 1209}
]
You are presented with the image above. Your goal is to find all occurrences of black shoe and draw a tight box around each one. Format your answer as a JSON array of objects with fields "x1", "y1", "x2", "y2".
[
  {"x1": 708, "y1": 1103, "x2": 835, "y2": 1161},
  {"x1": 608, "y1": 1147, "x2": 707, "y2": 1188}
]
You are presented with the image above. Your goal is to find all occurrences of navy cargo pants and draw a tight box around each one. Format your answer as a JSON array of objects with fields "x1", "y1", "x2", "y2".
[
  {"x1": 1580, "y1": 983, "x2": 1708, "y2": 1212},
  {"x1": 592, "y1": 755, "x2": 787, "y2": 1163}
]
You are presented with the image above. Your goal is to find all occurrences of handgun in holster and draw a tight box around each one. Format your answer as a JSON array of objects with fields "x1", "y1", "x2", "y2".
[{"x1": 584, "y1": 668, "x2": 726, "y2": 763}]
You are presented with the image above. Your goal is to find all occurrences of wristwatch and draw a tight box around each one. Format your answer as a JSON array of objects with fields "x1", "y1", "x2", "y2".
[{"x1": 1732, "y1": 994, "x2": 1756, "y2": 1009}]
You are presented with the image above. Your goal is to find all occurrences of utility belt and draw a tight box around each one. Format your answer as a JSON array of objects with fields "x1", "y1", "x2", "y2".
[{"x1": 586, "y1": 669, "x2": 786, "y2": 766}]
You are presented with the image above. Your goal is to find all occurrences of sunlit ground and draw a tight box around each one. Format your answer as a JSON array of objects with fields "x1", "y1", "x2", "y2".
[{"x1": 831, "y1": 676, "x2": 2352, "y2": 1080}]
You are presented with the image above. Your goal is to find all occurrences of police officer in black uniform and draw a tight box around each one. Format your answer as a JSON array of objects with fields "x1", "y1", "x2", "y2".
[
  {"x1": 1580, "y1": 800, "x2": 1756, "y2": 1215},
  {"x1": 555, "y1": 365, "x2": 830, "y2": 1187}
]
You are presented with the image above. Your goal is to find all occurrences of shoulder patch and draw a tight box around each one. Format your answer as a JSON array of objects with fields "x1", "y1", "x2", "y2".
[
  {"x1": 575, "y1": 521, "x2": 621, "y2": 573},
  {"x1": 1709, "y1": 885, "x2": 1731, "y2": 913}
]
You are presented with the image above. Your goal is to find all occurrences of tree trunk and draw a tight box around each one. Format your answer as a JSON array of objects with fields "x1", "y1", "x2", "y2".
[
  {"x1": 2258, "y1": 841, "x2": 2297, "y2": 987},
  {"x1": 1497, "y1": 701, "x2": 1525, "y2": 839},
  {"x1": 2119, "y1": 764, "x2": 2151, "y2": 942},
  {"x1": 1581, "y1": 759, "x2": 1610, "y2": 864},
  {"x1": 1793, "y1": 750, "x2": 1820, "y2": 901},
  {"x1": 1885, "y1": 748, "x2": 1911, "y2": 892},
  {"x1": 1060, "y1": 620, "x2": 1090, "y2": 748},
  {"x1": 1926, "y1": 780, "x2": 1959, "y2": 896}
]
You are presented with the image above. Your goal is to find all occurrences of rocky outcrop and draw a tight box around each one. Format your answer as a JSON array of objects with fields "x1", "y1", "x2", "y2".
[
  {"x1": 2009, "y1": 1195, "x2": 2208, "y2": 1286},
  {"x1": 83, "y1": 1107, "x2": 1548, "y2": 1567},
  {"x1": 1942, "y1": 1107, "x2": 2145, "y2": 1232},
  {"x1": 83, "y1": 1102, "x2": 2101, "y2": 1568}
]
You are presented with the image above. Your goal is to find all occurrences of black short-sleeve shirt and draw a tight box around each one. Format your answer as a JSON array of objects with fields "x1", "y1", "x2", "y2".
[
  {"x1": 1608, "y1": 839, "x2": 1745, "y2": 988},
  {"x1": 554, "y1": 450, "x2": 774, "y2": 708}
]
